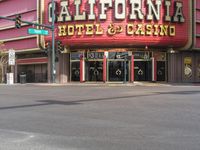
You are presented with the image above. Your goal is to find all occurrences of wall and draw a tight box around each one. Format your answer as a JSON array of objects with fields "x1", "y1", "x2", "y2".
[
  {"x1": 168, "y1": 52, "x2": 200, "y2": 83},
  {"x1": 0, "y1": 0, "x2": 39, "y2": 51}
]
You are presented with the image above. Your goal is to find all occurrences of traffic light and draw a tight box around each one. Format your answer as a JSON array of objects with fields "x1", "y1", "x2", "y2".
[
  {"x1": 42, "y1": 41, "x2": 51, "y2": 55},
  {"x1": 15, "y1": 15, "x2": 22, "y2": 29},
  {"x1": 56, "y1": 40, "x2": 64, "y2": 53}
]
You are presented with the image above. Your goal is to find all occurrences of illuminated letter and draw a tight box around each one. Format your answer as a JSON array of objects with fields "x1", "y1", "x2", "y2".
[
  {"x1": 160, "y1": 25, "x2": 169, "y2": 36},
  {"x1": 95, "y1": 24, "x2": 104, "y2": 35},
  {"x1": 135, "y1": 24, "x2": 145, "y2": 35},
  {"x1": 165, "y1": 0, "x2": 171, "y2": 22},
  {"x1": 173, "y1": 2, "x2": 185, "y2": 23},
  {"x1": 146, "y1": 24, "x2": 152, "y2": 35},
  {"x1": 58, "y1": 25, "x2": 67, "y2": 36},
  {"x1": 74, "y1": 0, "x2": 86, "y2": 21},
  {"x1": 85, "y1": 24, "x2": 94, "y2": 35},
  {"x1": 169, "y1": 26, "x2": 176, "y2": 36},
  {"x1": 68, "y1": 25, "x2": 74, "y2": 36},
  {"x1": 76, "y1": 24, "x2": 84, "y2": 35},
  {"x1": 99, "y1": 0, "x2": 112, "y2": 20},
  {"x1": 147, "y1": 0, "x2": 161, "y2": 21},
  {"x1": 127, "y1": 24, "x2": 134, "y2": 35},
  {"x1": 88, "y1": 0, "x2": 96, "y2": 20},
  {"x1": 115, "y1": 0, "x2": 126, "y2": 20},
  {"x1": 129, "y1": 0, "x2": 144, "y2": 20},
  {"x1": 153, "y1": 24, "x2": 159, "y2": 36},
  {"x1": 58, "y1": 1, "x2": 72, "y2": 22}
]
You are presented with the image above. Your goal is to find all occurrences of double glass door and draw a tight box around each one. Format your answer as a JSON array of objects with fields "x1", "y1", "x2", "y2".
[{"x1": 85, "y1": 61, "x2": 103, "y2": 81}]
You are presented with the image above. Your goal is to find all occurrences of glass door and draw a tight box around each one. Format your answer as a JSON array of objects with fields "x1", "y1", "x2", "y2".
[
  {"x1": 85, "y1": 52, "x2": 104, "y2": 81},
  {"x1": 108, "y1": 52, "x2": 129, "y2": 82},
  {"x1": 70, "y1": 52, "x2": 83, "y2": 81},
  {"x1": 85, "y1": 61, "x2": 103, "y2": 81},
  {"x1": 134, "y1": 61, "x2": 152, "y2": 81},
  {"x1": 157, "y1": 61, "x2": 166, "y2": 81}
]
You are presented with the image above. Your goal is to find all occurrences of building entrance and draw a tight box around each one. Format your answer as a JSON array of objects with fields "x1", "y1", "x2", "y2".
[
  {"x1": 109, "y1": 61, "x2": 129, "y2": 81},
  {"x1": 85, "y1": 52, "x2": 104, "y2": 81},
  {"x1": 108, "y1": 52, "x2": 129, "y2": 82},
  {"x1": 70, "y1": 51, "x2": 166, "y2": 83},
  {"x1": 134, "y1": 61, "x2": 152, "y2": 81},
  {"x1": 157, "y1": 61, "x2": 166, "y2": 81},
  {"x1": 85, "y1": 61, "x2": 103, "y2": 81}
]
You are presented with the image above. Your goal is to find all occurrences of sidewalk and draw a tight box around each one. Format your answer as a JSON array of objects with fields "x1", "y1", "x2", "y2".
[
  {"x1": 15, "y1": 82, "x2": 172, "y2": 87},
  {"x1": 2, "y1": 82, "x2": 200, "y2": 87}
]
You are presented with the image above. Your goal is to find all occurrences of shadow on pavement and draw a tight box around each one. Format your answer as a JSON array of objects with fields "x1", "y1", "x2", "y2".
[{"x1": 0, "y1": 90, "x2": 200, "y2": 110}]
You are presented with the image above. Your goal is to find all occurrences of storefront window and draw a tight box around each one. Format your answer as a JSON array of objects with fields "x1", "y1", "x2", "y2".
[
  {"x1": 134, "y1": 51, "x2": 150, "y2": 60},
  {"x1": 71, "y1": 53, "x2": 82, "y2": 60},
  {"x1": 109, "y1": 52, "x2": 128, "y2": 59},
  {"x1": 87, "y1": 52, "x2": 104, "y2": 59}
]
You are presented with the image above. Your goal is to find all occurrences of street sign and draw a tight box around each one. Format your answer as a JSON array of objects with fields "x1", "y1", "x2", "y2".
[
  {"x1": 28, "y1": 28, "x2": 49, "y2": 35},
  {"x1": 8, "y1": 49, "x2": 15, "y2": 65}
]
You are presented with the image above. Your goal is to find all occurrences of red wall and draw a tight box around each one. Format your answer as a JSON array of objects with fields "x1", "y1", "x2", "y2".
[
  {"x1": 44, "y1": 0, "x2": 191, "y2": 48},
  {"x1": 0, "y1": 0, "x2": 38, "y2": 51}
]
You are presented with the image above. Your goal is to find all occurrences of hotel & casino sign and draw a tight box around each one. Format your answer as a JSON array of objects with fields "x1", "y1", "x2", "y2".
[{"x1": 44, "y1": 0, "x2": 192, "y2": 48}]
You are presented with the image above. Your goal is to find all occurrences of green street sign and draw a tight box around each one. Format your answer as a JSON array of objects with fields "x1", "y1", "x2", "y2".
[{"x1": 28, "y1": 28, "x2": 49, "y2": 35}]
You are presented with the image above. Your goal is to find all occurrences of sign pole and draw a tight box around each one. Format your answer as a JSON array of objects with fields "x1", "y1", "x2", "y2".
[{"x1": 51, "y1": 0, "x2": 56, "y2": 83}]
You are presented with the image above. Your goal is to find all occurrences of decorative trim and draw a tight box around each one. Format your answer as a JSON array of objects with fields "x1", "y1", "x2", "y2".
[
  {"x1": 4, "y1": 48, "x2": 40, "y2": 54},
  {"x1": 17, "y1": 57, "x2": 48, "y2": 65},
  {"x1": 1, "y1": 35, "x2": 37, "y2": 42},
  {"x1": 196, "y1": 34, "x2": 200, "y2": 37},
  {"x1": 0, "y1": 23, "x2": 30, "y2": 31},
  {"x1": 196, "y1": 20, "x2": 200, "y2": 23}
]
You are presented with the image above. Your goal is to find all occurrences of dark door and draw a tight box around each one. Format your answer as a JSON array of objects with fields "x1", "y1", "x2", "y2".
[
  {"x1": 157, "y1": 61, "x2": 165, "y2": 81},
  {"x1": 71, "y1": 62, "x2": 80, "y2": 81},
  {"x1": 109, "y1": 61, "x2": 129, "y2": 81},
  {"x1": 86, "y1": 61, "x2": 103, "y2": 81},
  {"x1": 134, "y1": 61, "x2": 152, "y2": 81}
]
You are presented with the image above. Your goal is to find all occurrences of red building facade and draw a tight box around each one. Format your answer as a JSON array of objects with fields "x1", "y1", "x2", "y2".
[
  {"x1": 0, "y1": 0, "x2": 48, "y2": 83},
  {"x1": 0, "y1": 0, "x2": 200, "y2": 83}
]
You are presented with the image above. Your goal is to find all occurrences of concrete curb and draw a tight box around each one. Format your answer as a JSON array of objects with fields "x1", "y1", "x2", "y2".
[{"x1": 1, "y1": 82, "x2": 200, "y2": 87}]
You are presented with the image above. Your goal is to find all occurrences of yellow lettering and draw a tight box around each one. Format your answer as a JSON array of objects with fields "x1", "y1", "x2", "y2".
[
  {"x1": 85, "y1": 24, "x2": 94, "y2": 35},
  {"x1": 68, "y1": 25, "x2": 74, "y2": 36},
  {"x1": 169, "y1": 26, "x2": 176, "y2": 36},
  {"x1": 135, "y1": 24, "x2": 145, "y2": 35},
  {"x1": 160, "y1": 25, "x2": 169, "y2": 36},
  {"x1": 127, "y1": 24, "x2": 134, "y2": 35},
  {"x1": 95, "y1": 24, "x2": 104, "y2": 35},
  {"x1": 153, "y1": 25, "x2": 159, "y2": 36},
  {"x1": 146, "y1": 24, "x2": 152, "y2": 35},
  {"x1": 76, "y1": 24, "x2": 84, "y2": 36},
  {"x1": 58, "y1": 25, "x2": 67, "y2": 36}
]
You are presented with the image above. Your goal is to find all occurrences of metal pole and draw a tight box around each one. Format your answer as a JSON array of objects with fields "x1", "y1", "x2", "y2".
[{"x1": 51, "y1": 0, "x2": 56, "y2": 83}]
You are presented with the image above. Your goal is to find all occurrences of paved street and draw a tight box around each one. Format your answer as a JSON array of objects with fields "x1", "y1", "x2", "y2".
[{"x1": 0, "y1": 84, "x2": 200, "y2": 150}]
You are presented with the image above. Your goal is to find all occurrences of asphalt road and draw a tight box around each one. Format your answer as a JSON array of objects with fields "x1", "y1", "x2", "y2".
[{"x1": 0, "y1": 84, "x2": 200, "y2": 150}]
